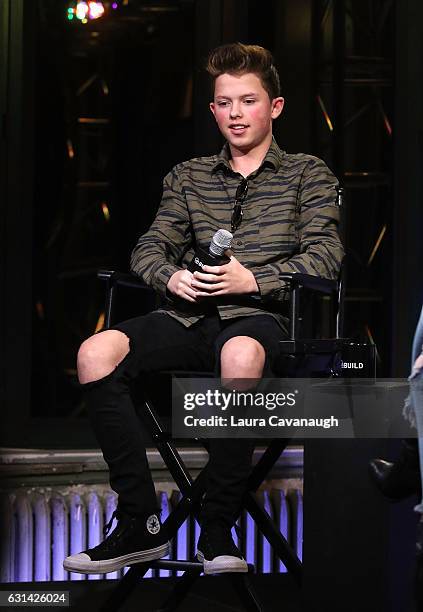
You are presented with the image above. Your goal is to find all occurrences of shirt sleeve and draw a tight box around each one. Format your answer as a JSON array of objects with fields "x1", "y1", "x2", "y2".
[
  {"x1": 130, "y1": 167, "x2": 193, "y2": 298},
  {"x1": 250, "y1": 157, "x2": 345, "y2": 300}
]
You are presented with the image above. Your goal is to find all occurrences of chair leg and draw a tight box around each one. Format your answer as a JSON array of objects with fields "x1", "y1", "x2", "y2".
[
  {"x1": 248, "y1": 440, "x2": 291, "y2": 492},
  {"x1": 99, "y1": 564, "x2": 149, "y2": 612},
  {"x1": 244, "y1": 493, "x2": 302, "y2": 586},
  {"x1": 229, "y1": 573, "x2": 265, "y2": 612},
  {"x1": 156, "y1": 566, "x2": 202, "y2": 612}
]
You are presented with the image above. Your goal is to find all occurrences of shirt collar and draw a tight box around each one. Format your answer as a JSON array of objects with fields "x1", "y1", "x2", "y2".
[{"x1": 211, "y1": 137, "x2": 284, "y2": 174}]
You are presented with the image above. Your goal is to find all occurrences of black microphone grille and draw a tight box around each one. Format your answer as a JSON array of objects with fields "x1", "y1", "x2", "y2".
[{"x1": 209, "y1": 229, "x2": 233, "y2": 256}]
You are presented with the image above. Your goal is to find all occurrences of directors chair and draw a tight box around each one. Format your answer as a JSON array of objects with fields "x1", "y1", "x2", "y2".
[{"x1": 93, "y1": 256, "x2": 375, "y2": 612}]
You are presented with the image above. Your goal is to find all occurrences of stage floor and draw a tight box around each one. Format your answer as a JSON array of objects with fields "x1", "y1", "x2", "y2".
[{"x1": 0, "y1": 575, "x2": 301, "y2": 612}]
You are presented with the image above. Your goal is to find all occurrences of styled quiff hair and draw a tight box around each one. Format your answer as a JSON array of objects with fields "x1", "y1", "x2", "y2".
[{"x1": 206, "y1": 43, "x2": 281, "y2": 100}]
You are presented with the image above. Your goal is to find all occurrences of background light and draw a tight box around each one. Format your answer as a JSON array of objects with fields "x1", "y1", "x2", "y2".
[
  {"x1": 88, "y1": 2, "x2": 105, "y2": 20},
  {"x1": 76, "y1": 2, "x2": 89, "y2": 20},
  {"x1": 67, "y1": 2, "x2": 109, "y2": 23}
]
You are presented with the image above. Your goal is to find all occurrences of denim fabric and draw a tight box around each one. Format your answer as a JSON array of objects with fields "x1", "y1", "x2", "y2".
[
  {"x1": 407, "y1": 305, "x2": 423, "y2": 513},
  {"x1": 411, "y1": 370, "x2": 423, "y2": 513},
  {"x1": 411, "y1": 306, "x2": 423, "y2": 371}
]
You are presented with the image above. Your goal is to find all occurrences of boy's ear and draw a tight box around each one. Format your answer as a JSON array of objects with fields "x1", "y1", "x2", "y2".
[
  {"x1": 271, "y1": 97, "x2": 284, "y2": 120},
  {"x1": 209, "y1": 102, "x2": 216, "y2": 118}
]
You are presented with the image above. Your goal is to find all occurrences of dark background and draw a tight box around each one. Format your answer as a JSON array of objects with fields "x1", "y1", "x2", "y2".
[{"x1": 1, "y1": 0, "x2": 422, "y2": 447}]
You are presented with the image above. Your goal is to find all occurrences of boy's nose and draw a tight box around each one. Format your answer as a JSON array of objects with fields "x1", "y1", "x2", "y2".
[{"x1": 230, "y1": 104, "x2": 242, "y2": 118}]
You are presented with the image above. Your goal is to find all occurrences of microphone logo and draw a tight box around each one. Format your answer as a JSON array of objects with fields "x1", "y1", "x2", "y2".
[{"x1": 194, "y1": 257, "x2": 205, "y2": 269}]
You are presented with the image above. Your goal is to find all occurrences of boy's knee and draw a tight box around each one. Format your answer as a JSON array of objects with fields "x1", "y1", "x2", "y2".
[
  {"x1": 220, "y1": 336, "x2": 265, "y2": 385},
  {"x1": 77, "y1": 330, "x2": 130, "y2": 384}
]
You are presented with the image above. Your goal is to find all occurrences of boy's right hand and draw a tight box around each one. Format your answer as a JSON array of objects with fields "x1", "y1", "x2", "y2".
[{"x1": 167, "y1": 269, "x2": 198, "y2": 303}]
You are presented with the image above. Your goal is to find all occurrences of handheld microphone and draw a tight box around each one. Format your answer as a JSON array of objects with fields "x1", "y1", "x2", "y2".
[
  {"x1": 209, "y1": 229, "x2": 233, "y2": 256},
  {"x1": 187, "y1": 229, "x2": 233, "y2": 273}
]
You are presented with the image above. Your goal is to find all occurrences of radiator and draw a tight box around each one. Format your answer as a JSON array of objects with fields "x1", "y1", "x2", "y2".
[{"x1": 0, "y1": 485, "x2": 302, "y2": 583}]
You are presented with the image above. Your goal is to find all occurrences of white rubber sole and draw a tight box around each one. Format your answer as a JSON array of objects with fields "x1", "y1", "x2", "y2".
[
  {"x1": 63, "y1": 542, "x2": 170, "y2": 574},
  {"x1": 197, "y1": 550, "x2": 248, "y2": 574}
]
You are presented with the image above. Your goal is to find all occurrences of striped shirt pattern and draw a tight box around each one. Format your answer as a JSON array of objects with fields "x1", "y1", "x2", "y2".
[{"x1": 130, "y1": 138, "x2": 344, "y2": 328}]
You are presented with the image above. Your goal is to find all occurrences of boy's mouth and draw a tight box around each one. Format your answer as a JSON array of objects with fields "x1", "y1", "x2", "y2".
[{"x1": 229, "y1": 124, "x2": 249, "y2": 133}]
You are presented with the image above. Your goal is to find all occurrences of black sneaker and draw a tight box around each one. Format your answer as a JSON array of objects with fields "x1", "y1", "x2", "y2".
[
  {"x1": 197, "y1": 521, "x2": 248, "y2": 574},
  {"x1": 63, "y1": 510, "x2": 169, "y2": 574}
]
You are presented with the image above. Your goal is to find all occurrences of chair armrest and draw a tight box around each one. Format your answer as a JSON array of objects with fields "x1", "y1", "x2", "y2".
[
  {"x1": 97, "y1": 269, "x2": 151, "y2": 291},
  {"x1": 279, "y1": 273, "x2": 337, "y2": 294},
  {"x1": 97, "y1": 270, "x2": 338, "y2": 335},
  {"x1": 97, "y1": 269, "x2": 159, "y2": 329}
]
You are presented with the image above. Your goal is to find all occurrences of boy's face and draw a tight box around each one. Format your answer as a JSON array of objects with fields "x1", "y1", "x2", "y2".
[{"x1": 210, "y1": 72, "x2": 284, "y2": 153}]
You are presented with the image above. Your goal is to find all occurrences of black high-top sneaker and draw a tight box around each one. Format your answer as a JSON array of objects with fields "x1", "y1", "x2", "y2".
[
  {"x1": 197, "y1": 521, "x2": 248, "y2": 574},
  {"x1": 63, "y1": 510, "x2": 169, "y2": 574}
]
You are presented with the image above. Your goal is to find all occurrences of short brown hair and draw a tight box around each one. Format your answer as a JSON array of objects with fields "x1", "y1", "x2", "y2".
[{"x1": 206, "y1": 43, "x2": 281, "y2": 100}]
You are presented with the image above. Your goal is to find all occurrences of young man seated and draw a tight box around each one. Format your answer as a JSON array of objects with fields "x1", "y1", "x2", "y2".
[{"x1": 64, "y1": 42, "x2": 343, "y2": 576}]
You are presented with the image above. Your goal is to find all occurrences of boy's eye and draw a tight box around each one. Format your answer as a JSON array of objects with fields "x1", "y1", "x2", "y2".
[
  {"x1": 217, "y1": 101, "x2": 229, "y2": 106},
  {"x1": 244, "y1": 99, "x2": 256, "y2": 104}
]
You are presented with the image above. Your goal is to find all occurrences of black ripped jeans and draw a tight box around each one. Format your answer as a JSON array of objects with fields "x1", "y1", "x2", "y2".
[{"x1": 83, "y1": 311, "x2": 287, "y2": 525}]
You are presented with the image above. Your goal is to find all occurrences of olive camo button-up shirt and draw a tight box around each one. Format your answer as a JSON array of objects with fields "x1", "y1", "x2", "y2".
[{"x1": 130, "y1": 138, "x2": 344, "y2": 329}]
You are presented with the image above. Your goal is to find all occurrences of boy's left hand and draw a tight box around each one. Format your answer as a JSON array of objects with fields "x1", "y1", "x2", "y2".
[{"x1": 191, "y1": 256, "x2": 259, "y2": 296}]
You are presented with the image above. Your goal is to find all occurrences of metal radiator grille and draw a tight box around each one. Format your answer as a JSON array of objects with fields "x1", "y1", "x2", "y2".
[{"x1": 0, "y1": 485, "x2": 302, "y2": 583}]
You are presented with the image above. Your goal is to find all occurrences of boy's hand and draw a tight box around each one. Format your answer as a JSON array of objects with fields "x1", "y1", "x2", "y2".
[
  {"x1": 191, "y1": 256, "x2": 259, "y2": 296},
  {"x1": 167, "y1": 269, "x2": 198, "y2": 302}
]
